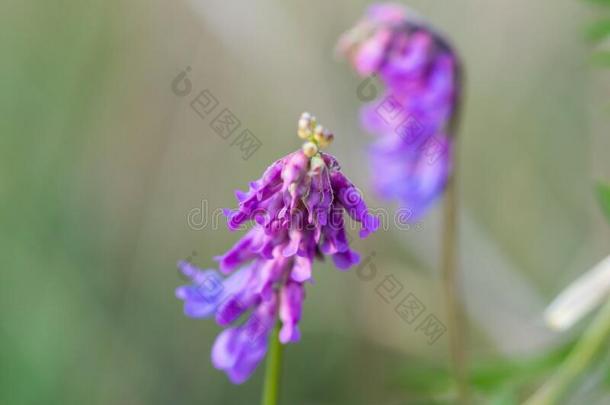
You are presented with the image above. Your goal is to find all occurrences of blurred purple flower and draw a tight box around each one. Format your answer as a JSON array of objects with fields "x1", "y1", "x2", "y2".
[
  {"x1": 338, "y1": 3, "x2": 461, "y2": 220},
  {"x1": 177, "y1": 114, "x2": 379, "y2": 384}
]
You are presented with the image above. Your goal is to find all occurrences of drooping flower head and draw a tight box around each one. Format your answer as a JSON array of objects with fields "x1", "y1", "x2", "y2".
[
  {"x1": 338, "y1": 3, "x2": 462, "y2": 221},
  {"x1": 176, "y1": 113, "x2": 379, "y2": 384}
]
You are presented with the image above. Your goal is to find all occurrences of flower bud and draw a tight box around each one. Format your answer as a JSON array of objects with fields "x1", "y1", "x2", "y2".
[
  {"x1": 298, "y1": 128, "x2": 310, "y2": 139},
  {"x1": 302, "y1": 141, "x2": 318, "y2": 158},
  {"x1": 298, "y1": 118, "x2": 309, "y2": 130}
]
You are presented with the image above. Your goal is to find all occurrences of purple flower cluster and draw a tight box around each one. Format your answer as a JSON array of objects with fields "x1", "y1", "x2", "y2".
[
  {"x1": 177, "y1": 119, "x2": 379, "y2": 383},
  {"x1": 339, "y1": 3, "x2": 461, "y2": 220}
]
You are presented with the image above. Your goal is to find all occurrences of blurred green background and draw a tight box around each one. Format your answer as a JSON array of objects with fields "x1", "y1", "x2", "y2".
[{"x1": 2, "y1": 0, "x2": 609, "y2": 404}]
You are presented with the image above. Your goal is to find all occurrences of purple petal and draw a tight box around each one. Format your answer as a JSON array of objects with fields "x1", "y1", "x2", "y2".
[
  {"x1": 332, "y1": 249, "x2": 361, "y2": 270},
  {"x1": 211, "y1": 328, "x2": 240, "y2": 370},
  {"x1": 291, "y1": 255, "x2": 312, "y2": 282},
  {"x1": 279, "y1": 282, "x2": 304, "y2": 343}
]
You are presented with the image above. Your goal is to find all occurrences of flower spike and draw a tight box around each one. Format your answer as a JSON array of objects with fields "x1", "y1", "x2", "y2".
[
  {"x1": 338, "y1": 3, "x2": 462, "y2": 221},
  {"x1": 176, "y1": 113, "x2": 379, "y2": 384}
]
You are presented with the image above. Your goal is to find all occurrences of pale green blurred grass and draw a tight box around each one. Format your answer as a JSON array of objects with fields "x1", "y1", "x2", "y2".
[{"x1": 1, "y1": 0, "x2": 609, "y2": 404}]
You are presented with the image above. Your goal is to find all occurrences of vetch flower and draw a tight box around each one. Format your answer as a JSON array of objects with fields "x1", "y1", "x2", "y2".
[
  {"x1": 338, "y1": 3, "x2": 462, "y2": 220},
  {"x1": 177, "y1": 113, "x2": 379, "y2": 383}
]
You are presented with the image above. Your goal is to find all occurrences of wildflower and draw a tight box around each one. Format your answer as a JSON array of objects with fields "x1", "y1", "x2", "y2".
[
  {"x1": 176, "y1": 113, "x2": 379, "y2": 383},
  {"x1": 338, "y1": 3, "x2": 461, "y2": 220}
]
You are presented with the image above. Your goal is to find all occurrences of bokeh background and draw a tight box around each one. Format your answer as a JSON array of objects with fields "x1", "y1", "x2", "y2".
[{"x1": 2, "y1": 0, "x2": 610, "y2": 404}]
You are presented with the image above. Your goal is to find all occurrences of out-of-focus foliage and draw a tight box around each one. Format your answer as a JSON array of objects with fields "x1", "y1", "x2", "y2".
[
  {"x1": 586, "y1": 0, "x2": 610, "y2": 67},
  {"x1": 597, "y1": 183, "x2": 610, "y2": 224},
  {"x1": 394, "y1": 341, "x2": 575, "y2": 403},
  {"x1": 585, "y1": 20, "x2": 610, "y2": 42}
]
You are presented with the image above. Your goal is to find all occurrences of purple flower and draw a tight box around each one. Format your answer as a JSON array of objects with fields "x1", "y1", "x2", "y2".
[
  {"x1": 338, "y1": 3, "x2": 461, "y2": 221},
  {"x1": 177, "y1": 113, "x2": 379, "y2": 384}
]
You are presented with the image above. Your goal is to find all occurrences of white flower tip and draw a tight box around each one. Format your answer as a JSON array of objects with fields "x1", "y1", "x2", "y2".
[
  {"x1": 543, "y1": 255, "x2": 610, "y2": 332},
  {"x1": 544, "y1": 307, "x2": 575, "y2": 332}
]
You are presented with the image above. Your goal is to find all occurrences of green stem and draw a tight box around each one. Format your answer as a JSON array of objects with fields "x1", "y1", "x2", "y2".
[
  {"x1": 441, "y1": 168, "x2": 468, "y2": 404},
  {"x1": 523, "y1": 295, "x2": 610, "y2": 405},
  {"x1": 261, "y1": 323, "x2": 283, "y2": 405},
  {"x1": 438, "y1": 59, "x2": 468, "y2": 404}
]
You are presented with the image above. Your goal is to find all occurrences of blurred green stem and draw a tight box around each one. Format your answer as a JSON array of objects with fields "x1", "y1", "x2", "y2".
[
  {"x1": 441, "y1": 166, "x2": 468, "y2": 404},
  {"x1": 523, "y1": 295, "x2": 610, "y2": 405},
  {"x1": 262, "y1": 323, "x2": 283, "y2": 405}
]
